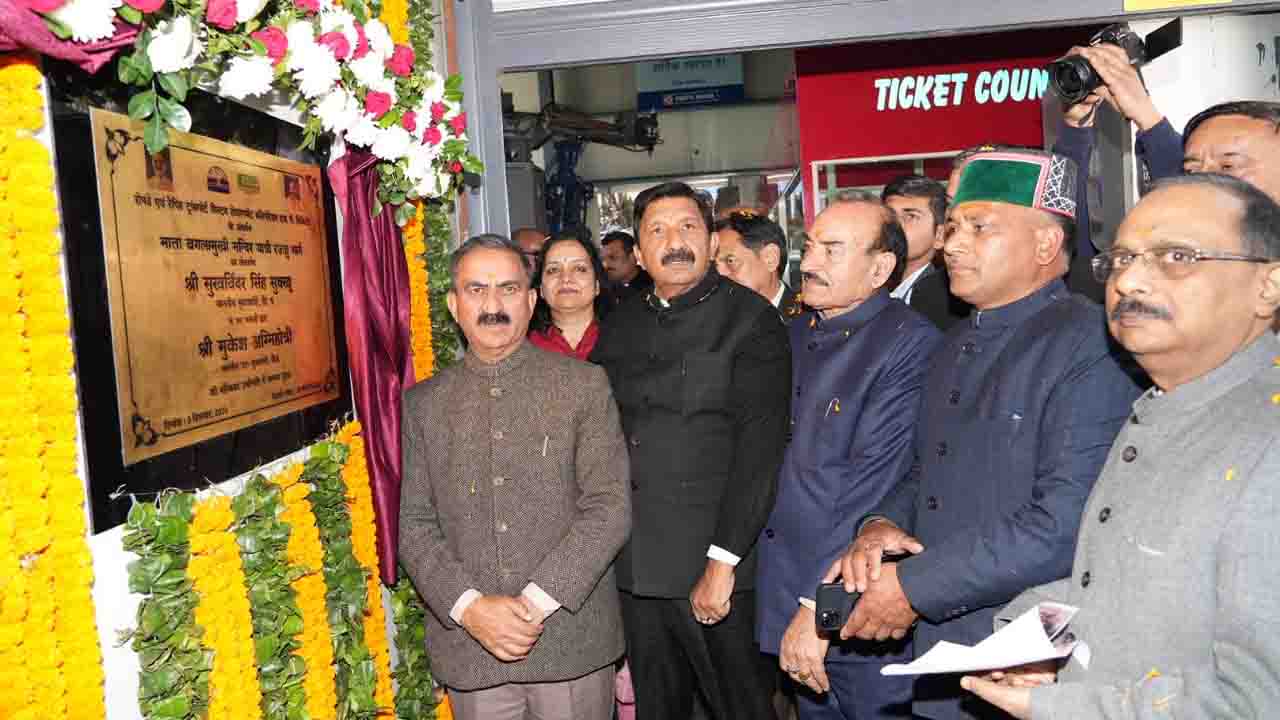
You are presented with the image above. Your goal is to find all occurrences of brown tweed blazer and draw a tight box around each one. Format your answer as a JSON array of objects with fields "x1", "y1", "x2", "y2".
[{"x1": 399, "y1": 341, "x2": 631, "y2": 691}]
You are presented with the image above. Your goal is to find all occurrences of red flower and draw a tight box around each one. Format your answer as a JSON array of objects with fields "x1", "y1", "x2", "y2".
[
  {"x1": 429, "y1": 101, "x2": 447, "y2": 122},
  {"x1": 401, "y1": 111, "x2": 417, "y2": 133},
  {"x1": 423, "y1": 126, "x2": 443, "y2": 146},
  {"x1": 451, "y1": 161, "x2": 463, "y2": 174},
  {"x1": 364, "y1": 91, "x2": 393, "y2": 119},
  {"x1": 294, "y1": 0, "x2": 318, "y2": 14},
  {"x1": 353, "y1": 22, "x2": 370, "y2": 60},
  {"x1": 317, "y1": 31, "x2": 351, "y2": 60},
  {"x1": 449, "y1": 112, "x2": 467, "y2": 136},
  {"x1": 251, "y1": 27, "x2": 288, "y2": 64},
  {"x1": 205, "y1": 0, "x2": 236, "y2": 30},
  {"x1": 122, "y1": 0, "x2": 164, "y2": 14},
  {"x1": 386, "y1": 44, "x2": 415, "y2": 77}
]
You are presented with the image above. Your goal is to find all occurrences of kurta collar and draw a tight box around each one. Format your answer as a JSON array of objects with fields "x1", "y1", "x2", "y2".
[
  {"x1": 970, "y1": 278, "x2": 1067, "y2": 329},
  {"x1": 1131, "y1": 333, "x2": 1280, "y2": 426},
  {"x1": 809, "y1": 290, "x2": 890, "y2": 337},
  {"x1": 463, "y1": 338, "x2": 532, "y2": 378},
  {"x1": 645, "y1": 267, "x2": 723, "y2": 313}
]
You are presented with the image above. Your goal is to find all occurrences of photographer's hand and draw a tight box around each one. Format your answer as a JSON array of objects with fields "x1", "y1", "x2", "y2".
[{"x1": 1069, "y1": 44, "x2": 1165, "y2": 132}]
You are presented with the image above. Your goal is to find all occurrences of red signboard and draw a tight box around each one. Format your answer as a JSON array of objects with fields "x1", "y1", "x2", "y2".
[{"x1": 796, "y1": 27, "x2": 1097, "y2": 220}]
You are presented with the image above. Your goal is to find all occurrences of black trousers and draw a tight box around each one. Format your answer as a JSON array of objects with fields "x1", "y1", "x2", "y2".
[{"x1": 621, "y1": 590, "x2": 777, "y2": 720}]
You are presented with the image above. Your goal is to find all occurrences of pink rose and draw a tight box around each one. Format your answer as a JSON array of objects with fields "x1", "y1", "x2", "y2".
[
  {"x1": 251, "y1": 27, "x2": 288, "y2": 64},
  {"x1": 352, "y1": 22, "x2": 369, "y2": 59},
  {"x1": 450, "y1": 161, "x2": 463, "y2": 174},
  {"x1": 317, "y1": 31, "x2": 351, "y2": 60},
  {"x1": 364, "y1": 90, "x2": 392, "y2": 119},
  {"x1": 423, "y1": 126, "x2": 442, "y2": 146},
  {"x1": 386, "y1": 44, "x2": 414, "y2": 77},
  {"x1": 205, "y1": 0, "x2": 236, "y2": 29},
  {"x1": 122, "y1": 0, "x2": 164, "y2": 14},
  {"x1": 448, "y1": 112, "x2": 467, "y2": 136},
  {"x1": 294, "y1": 0, "x2": 318, "y2": 14},
  {"x1": 429, "y1": 101, "x2": 446, "y2": 122},
  {"x1": 401, "y1": 110, "x2": 417, "y2": 133}
]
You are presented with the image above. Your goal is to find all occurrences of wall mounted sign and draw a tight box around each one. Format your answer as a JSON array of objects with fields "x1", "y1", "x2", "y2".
[
  {"x1": 91, "y1": 109, "x2": 340, "y2": 465},
  {"x1": 636, "y1": 54, "x2": 745, "y2": 112}
]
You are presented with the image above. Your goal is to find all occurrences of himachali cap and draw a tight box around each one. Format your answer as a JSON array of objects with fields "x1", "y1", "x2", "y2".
[{"x1": 951, "y1": 148, "x2": 1079, "y2": 220}]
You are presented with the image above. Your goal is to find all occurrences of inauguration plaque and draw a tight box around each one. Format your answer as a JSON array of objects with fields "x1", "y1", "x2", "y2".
[{"x1": 91, "y1": 109, "x2": 340, "y2": 465}]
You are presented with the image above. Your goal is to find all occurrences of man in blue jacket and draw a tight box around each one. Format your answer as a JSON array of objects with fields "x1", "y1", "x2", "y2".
[
  {"x1": 757, "y1": 197, "x2": 942, "y2": 719},
  {"x1": 826, "y1": 148, "x2": 1145, "y2": 720}
]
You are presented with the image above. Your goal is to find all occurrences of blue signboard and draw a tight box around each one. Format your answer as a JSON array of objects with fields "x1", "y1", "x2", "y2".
[{"x1": 636, "y1": 55, "x2": 745, "y2": 112}]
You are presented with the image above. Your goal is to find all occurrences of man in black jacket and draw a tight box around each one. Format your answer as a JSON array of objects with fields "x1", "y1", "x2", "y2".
[
  {"x1": 880, "y1": 176, "x2": 970, "y2": 330},
  {"x1": 591, "y1": 182, "x2": 790, "y2": 720}
]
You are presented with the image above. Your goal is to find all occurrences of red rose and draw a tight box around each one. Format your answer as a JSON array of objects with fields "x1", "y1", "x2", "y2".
[
  {"x1": 386, "y1": 44, "x2": 415, "y2": 77},
  {"x1": 429, "y1": 101, "x2": 447, "y2": 122},
  {"x1": 451, "y1": 161, "x2": 463, "y2": 174},
  {"x1": 364, "y1": 91, "x2": 393, "y2": 119},
  {"x1": 423, "y1": 126, "x2": 443, "y2": 146},
  {"x1": 448, "y1": 112, "x2": 467, "y2": 136},
  {"x1": 122, "y1": 0, "x2": 164, "y2": 14},
  {"x1": 353, "y1": 22, "x2": 369, "y2": 59},
  {"x1": 401, "y1": 110, "x2": 417, "y2": 133},
  {"x1": 205, "y1": 0, "x2": 236, "y2": 29},
  {"x1": 317, "y1": 31, "x2": 351, "y2": 60},
  {"x1": 251, "y1": 27, "x2": 288, "y2": 64},
  {"x1": 294, "y1": 0, "x2": 318, "y2": 13}
]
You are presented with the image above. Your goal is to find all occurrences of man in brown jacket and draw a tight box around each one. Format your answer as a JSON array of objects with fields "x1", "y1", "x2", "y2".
[{"x1": 399, "y1": 234, "x2": 632, "y2": 720}]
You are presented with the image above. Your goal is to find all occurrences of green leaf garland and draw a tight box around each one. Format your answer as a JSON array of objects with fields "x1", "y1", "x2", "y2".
[{"x1": 391, "y1": 574, "x2": 438, "y2": 720}]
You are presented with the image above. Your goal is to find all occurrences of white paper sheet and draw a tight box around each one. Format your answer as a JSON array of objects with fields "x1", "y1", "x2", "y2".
[{"x1": 880, "y1": 602, "x2": 1085, "y2": 676}]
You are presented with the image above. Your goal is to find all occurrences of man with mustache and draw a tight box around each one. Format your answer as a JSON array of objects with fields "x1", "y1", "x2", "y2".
[
  {"x1": 591, "y1": 182, "x2": 791, "y2": 720},
  {"x1": 399, "y1": 234, "x2": 631, "y2": 720},
  {"x1": 757, "y1": 196, "x2": 941, "y2": 719},
  {"x1": 827, "y1": 148, "x2": 1144, "y2": 720},
  {"x1": 963, "y1": 172, "x2": 1280, "y2": 719}
]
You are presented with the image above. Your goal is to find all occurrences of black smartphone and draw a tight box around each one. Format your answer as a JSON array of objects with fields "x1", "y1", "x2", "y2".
[{"x1": 815, "y1": 583, "x2": 859, "y2": 633}]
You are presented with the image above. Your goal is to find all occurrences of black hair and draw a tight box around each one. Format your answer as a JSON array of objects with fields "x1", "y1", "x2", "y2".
[
  {"x1": 449, "y1": 233, "x2": 531, "y2": 289},
  {"x1": 881, "y1": 174, "x2": 948, "y2": 230},
  {"x1": 632, "y1": 181, "x2": 714, "y2": 235},
  {"x1": 1152, "y1": 173, "x2": 1280, "y2": 257},
  {"x1": 530, "y1": 233, "x2": 609, "y2": 332},
  {"x1": 1183, "y1": 101, "x2": 1280, "y2": 147},
  {"x1": 601, "y1": 230, "x2": 637, "y2": 254},
  {"x1": 827, "y1": 193, "x2": 909, "y2": 290},
  {"x1": 711, "y1": 211, "x2": 787, "y2": 275}
]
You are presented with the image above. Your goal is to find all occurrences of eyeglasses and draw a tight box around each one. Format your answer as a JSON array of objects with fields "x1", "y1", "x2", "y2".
[{"x1": 1091, "y1": 246, "x2": 1275, "y2": 282}]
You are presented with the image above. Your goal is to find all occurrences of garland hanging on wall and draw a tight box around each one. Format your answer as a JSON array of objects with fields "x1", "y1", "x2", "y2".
[{"x1": 0, "y1": 53, "x2": 106, "y2": 720}]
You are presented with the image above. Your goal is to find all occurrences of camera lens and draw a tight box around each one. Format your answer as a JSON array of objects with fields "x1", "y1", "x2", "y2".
[
  {"x1": 820, "y1": 611, "x2": 836, "y2": 625},
  {"x1": 1047, "y1": 56, "x2": 1099, "y2": 106}
]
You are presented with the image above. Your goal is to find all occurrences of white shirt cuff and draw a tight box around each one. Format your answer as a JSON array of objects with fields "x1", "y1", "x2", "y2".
[
  {"x1": 449, "y1": 588, "x2": 482, "y2": 625},
  {"x1": 706, "y1": 545, "x2": 741, "y2": 566},
  {"x1": 521, "y1": 583, "x2": 562, "y2": 617},
  {"x1": 798, "y1": 597, "x2": 816, "y2": 611}
]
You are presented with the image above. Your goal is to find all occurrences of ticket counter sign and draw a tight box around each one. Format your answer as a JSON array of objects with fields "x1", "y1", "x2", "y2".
[
  {"x1": 637, "y1": 54, "x2": 745, "y2": 112},
  {"x1": 91, "y1": 109, "x2": 340, "y2": 464}
]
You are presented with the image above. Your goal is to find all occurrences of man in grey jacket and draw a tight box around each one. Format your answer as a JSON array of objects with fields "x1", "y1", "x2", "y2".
[
  {"x1": 962, "y1": 172, "x2": 1280, "y2": 719},
  {"x1": 399, "y1": 234, "x2": 631, "y2": 720}
]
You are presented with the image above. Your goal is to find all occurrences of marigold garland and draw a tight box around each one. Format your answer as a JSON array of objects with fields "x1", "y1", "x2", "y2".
[
  {"x1": 0, "y1": 53, "x2": 105, "y2": 720},
  {"x1": 403, "y1": 201, "x2": 436, "y2": 382},
  {"x1": 271, "y1": 463, "x2": 340, "y2": 720},
  {"x1": 188, "y1": 495, "x2": 265, "y2": 720}
]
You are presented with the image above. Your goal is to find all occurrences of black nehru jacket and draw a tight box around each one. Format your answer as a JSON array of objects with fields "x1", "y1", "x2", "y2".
[{"x1": 591, "y1": 267, "x2": 791, "y2": 597}]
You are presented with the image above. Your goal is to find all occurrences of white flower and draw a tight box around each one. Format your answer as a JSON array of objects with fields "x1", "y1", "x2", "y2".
[
  {"x1": 345, "y1": 115, "x2": 380, "y2": 148},
  {"x1": 371, "y1": 126, "x2": 413, "y2": 161},
  {"x1": 319, "y1": 7, "x2": 358, "y2": 53},
  {"x1": 294, "y1": 44, "x2": 341, "y2": 98},
  {"x1": 404, "y1": 143, "x2": 440, "y2": 182},
  {"x1": 418, "y1": 71, "x2": 445, "y2": 110},
  {"x1": 285, "y1": 20, "x2": 318, "y2": 72},
  {"x1": 347, "y1": 52, "x2": 394, "y2": 95},
  {"x1": 50, "y1": 0, "x2": 121, "y2": 43},
  {"x1": 414, "y1": 168, "x2": 451, "y2": 199},
  {"x1": 146, "y1": 15, "x2": 203, "y2": 74},
  {"x1": 218, "y1": 56, "x2": 275, "y2": 100},
  {"x1": 236, "y1": 0, "x2": 268, "y2": 23},
  {"x1": 315, "y1": 88, "x2": 361, "y2": 134},
  {"x1": 364, "y1": 19, "x2": 394, "y2": 58},
  {"x1": 444, "y1": 99, "x2": 463, "y2": 120}
]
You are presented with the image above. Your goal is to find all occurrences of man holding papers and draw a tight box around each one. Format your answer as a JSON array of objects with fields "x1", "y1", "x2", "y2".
[{"x1": 962, "y1": 174, "x2": 1280, "y2": 718}]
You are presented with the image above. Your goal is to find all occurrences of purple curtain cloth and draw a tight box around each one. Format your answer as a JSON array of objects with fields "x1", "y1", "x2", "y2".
[
  {"x1": 0, "y1": 0, "x2": 138, "y2": 73},
  {"x1": 329, "y1": 148, "x2": 416, "y2": 585}
]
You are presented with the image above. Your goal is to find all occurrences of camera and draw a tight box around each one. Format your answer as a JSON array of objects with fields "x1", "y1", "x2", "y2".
[{"x1": 1047, "y1": 18, "x2": 1182, "y2": 107}]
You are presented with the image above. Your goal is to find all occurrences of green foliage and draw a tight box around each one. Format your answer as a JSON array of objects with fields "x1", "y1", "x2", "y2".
[
  {"x1": 122, "y1": 494, "x2": 209, "y2": 720},
  {"x1": 422, "y1": 200, "x2": 461, "y2": 371},
  {"x1": 391, "y1": 574, "x2": 437, "y2": 720},
  {"x1": 305, "y1": 440, "x2": 378, "y2": 720},
  {"x1": 231, "y1": 474, "x2": 309, "y2": 720}
]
